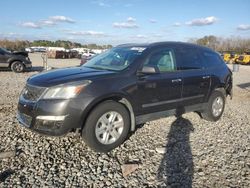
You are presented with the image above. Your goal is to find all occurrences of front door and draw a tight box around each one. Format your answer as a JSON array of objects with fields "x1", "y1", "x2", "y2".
[{"x1": 136, "y1": 48, "x2": 182, "y2": 115}]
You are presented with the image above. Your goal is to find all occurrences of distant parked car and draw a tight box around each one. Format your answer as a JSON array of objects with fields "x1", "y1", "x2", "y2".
[
  {"x1": 0, "y1": 48, "x2": 32, "y2": 73},
  {"x1": 25, "y1": 48, "x2": 34, "y2": 53},
  {"x1": 33, "y1": 47, "x2": 47, "y2": 53},
  {"x1": 82, "y1": 51, "x2": 96, "y2": 57}
]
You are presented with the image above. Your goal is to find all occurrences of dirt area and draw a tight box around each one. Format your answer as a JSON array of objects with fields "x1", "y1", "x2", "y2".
[{"x1": 0, "y1": 56, "x2": 249, "y2": 187}]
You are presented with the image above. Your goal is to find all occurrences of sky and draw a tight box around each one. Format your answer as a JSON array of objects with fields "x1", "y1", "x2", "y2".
[{"x1": 0, "y1": 0, "x2": 250, "y2": 45}]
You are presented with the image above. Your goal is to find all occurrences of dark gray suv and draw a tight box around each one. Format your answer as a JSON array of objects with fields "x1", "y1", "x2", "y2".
[{"x1": 17, "y1": 42, "x2": 232, "y2": 152}]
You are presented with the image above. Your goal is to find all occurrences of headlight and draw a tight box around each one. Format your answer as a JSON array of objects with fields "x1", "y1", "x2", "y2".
[{"x1": 41, "y1": 80, "x2": 91, "y2": 99}]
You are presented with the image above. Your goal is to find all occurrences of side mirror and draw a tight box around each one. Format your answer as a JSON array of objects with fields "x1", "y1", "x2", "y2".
[{"x1": 138, "y1": 66, "x2": 158, "y2": 75}]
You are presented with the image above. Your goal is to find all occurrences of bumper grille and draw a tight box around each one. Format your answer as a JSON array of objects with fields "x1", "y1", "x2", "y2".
[{"x1": 22, "y1": 84, "x2": 46, "y2": 101}]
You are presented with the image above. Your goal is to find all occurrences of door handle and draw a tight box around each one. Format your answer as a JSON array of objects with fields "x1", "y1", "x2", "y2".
[
  {"x1": 171, "y1": 78, "x2": 182, "y2": 83},
  {"x1": 202, "y1": 76, "x2": 210, "y2": 79}
]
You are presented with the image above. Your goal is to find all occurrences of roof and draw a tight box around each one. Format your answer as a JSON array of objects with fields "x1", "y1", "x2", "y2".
[{"x1": 116, "y1": 41, "x2": 214, "y2": 52}]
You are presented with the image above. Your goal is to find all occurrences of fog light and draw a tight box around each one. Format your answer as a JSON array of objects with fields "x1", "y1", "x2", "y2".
[
  {"x1": 35, "y1": 115, "x2": 66, "y2": 131},
  {"x1": 36, "y1": 115, "x2": 66, "y2": 121}
]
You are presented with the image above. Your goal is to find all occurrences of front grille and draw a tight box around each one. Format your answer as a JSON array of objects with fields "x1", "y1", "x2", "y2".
[{"x1": 22, "y1": 84, "x2": 46, "y2": 101}]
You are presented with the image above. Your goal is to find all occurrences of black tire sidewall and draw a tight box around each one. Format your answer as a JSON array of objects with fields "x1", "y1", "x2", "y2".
[
  {"x1": 204, "y1": 90, "x2": 225, "y2": 121},
  {"x1": 82, "y1": 101, "x2": 130, "y2": 152},
  {"x1": 11, "y1": 61, "x2": 24, "y2": 73}
]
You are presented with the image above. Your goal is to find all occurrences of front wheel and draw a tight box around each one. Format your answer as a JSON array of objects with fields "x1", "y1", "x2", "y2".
[
  {"x1": 201, "y1": 90, "x2": 225, "y2": 122},
  {"x1": 82, "y1": 101, "x2": 130, "y2": 152},
  {"x1": 11, "y1": 61, "x2": 25, "y2": 73}
]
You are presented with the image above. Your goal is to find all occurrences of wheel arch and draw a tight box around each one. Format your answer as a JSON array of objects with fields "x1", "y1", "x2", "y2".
[
  {"x1": 81, "y1": 93, "x2": 136, "y2": 132},
  {"x1": 207, "y1": 86, "x2": 226, "y2": 103},
  {"x1": 8, "y1": 59, "x2": 25, "y2": 68},
  {"x1": 209, "y1": 72, "x2": 232, "y2": 100}
]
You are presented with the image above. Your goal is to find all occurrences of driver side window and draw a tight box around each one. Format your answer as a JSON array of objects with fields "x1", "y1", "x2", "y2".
[{"x1": 144, "y1": 49, "x2": 176, "y2": 72}]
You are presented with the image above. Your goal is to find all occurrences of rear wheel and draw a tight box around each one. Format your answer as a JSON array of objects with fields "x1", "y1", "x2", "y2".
[
  {"x1": 11, "y1": 61, "x2": 25, "y2": 73},
  {"x1": 201, "y1": 90, "x2": 225, "y2": 122},
  {"x1": 82, "y1": 101, "x2": 130, "y2": 152}
]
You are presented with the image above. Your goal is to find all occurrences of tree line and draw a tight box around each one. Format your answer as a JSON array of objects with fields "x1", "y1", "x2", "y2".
[
  {"x1": 0, "y1": 39, "x2": 113, "y2": 51},
  {"x1": 1, "y1": 37, "x2": 249, "y2": 53},
  {"x1": 189, "y1": 35, "x2": 250, "y2": 53}
]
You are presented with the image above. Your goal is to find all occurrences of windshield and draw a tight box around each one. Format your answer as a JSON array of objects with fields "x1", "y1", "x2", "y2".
[{"x1": 82, "y1": 47, "x2": 145, "y2": 71}]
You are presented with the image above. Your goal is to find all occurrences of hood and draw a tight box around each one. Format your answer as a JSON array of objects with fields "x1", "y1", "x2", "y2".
[
  {"x1": 12, "y1": 51, "x2": 28, "y2": 57},
  {"x1": 28, "y1": 66, "x2": 116, "y2": 87}
]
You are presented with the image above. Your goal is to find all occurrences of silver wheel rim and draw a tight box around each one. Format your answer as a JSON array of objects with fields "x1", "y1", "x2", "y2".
[
  {"x1": 212, "y1": 96, "x2": 224, "y2": 117},
  {"x1": 95, "y1": 111, "x2": 124, "y2": 145},
  {"x1": 14, "y1": 63, "x2": 23, "y2": 72}
]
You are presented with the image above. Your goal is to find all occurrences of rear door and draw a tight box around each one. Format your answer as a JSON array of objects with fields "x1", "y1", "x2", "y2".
[
  {"x1": 200, "y1": 50, "x2": 229, "y2": 100},
  {"x1": 136, "y1": 47, "x2": 182, "y2": 114},
  {"x1": 175, "y1": 47, "x2": 210, "y2": 106}
]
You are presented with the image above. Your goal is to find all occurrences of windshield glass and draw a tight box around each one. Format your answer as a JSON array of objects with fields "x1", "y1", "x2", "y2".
[{"x1": 82, "y1": 47, "x2": 146, "y2": 71}]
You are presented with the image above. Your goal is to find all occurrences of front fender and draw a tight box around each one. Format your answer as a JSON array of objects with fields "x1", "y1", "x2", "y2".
[
  {"x1": 80, "y1": 92, "x2": 136, "y2": 131},
  {"x1": 7, "y1": 57, "x2": 30, "y2": 65}
]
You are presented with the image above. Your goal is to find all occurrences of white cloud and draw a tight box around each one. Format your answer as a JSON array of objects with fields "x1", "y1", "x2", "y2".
[
  {"x1": 20, "y1": 22, "x2": 41, "y2": 29},
  {"x1": 173, "y1": 22, "x2": 181, "y2": 27},
  {"x1": 152, "y1": 33, "x2": 163, "y2": 38},
  {"x1": 19, "y1": 15, "x2": 75, "y2": 29},
  {"x1": 186, "y1": 16, "x2": 217, "y2": 26},
  {"x1": 149, "y1": 19, "x2": 157, "y2": 23},
  {"x1": 67, "y1": 30, "x2": 106, "y2": 37},
  {"x1": 113, "y1": 17, "x2": 138, "y2": 29},
  {"x1": 0, "y1": 32, "x2": 20, "y2": 37},
  {"x1": 237, "y1": 24, "x2": 250, "y2": 31},
  {"x1": 127, "y1": 17, "x2": 136, "y2": 23},
  {"x1": 40, "y1": 20, "x2": 57, "y2": 26},
  {"x1": 113, "y1": 22, "x2": 138, "y2": 28},
  {"x1": 135, "y1": 34, "x2": 147, "y2": 39},
  {"x1": 0, "y1": 32, "x2": 31, "y2": 40},
  {"x1": 6, "y1": 32, "x2": 16, "y2": 36},
  {"x1": 49, "y1": 16, "x2": 75, "y2": 23}
]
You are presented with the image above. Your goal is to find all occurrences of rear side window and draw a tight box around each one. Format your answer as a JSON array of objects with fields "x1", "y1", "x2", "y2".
[
  {"x1": 176, "y1": 48, "x2": 204, "y2": 70},
  {"x1": 202, "y1": 51, "x2": 224, "y2": 68},
  {"x1": 144, "y1": 49, "x2": 176, "y2": 72}
]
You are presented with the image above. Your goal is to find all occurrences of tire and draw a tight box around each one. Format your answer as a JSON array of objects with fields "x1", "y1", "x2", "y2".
[
  {"x1": 201, "y1": 90, "x2": 225, "y2": 122},
  {"x1": 82, "y1": 101, "x2": 130, "y2": 152},
  {"x1": 11, "y1": 61, "x2": 25, "y2": 73}
]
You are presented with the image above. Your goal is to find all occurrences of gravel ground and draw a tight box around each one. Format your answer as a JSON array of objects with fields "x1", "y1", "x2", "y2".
[{"x1": 0, "y1": 56, "x2": 249, "y2": 187}]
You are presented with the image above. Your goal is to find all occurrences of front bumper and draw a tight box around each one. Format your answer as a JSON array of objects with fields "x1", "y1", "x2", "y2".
[
  {"x1": 25, "y1": 63, "x2": 32, "y2": 68},
  {"x1": 17, "y1": 97, "x2": 84, "y2": 136}
]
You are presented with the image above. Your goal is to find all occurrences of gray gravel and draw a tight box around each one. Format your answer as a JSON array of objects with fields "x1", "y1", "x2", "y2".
[{"x1": 0, "y1": 59, "x2": 249, "y2": 187}]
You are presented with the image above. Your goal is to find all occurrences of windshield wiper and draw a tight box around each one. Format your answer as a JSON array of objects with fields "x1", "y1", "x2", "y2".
[{"x1": 83, "y1": 66, "x2": 118, "y2": 71}]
